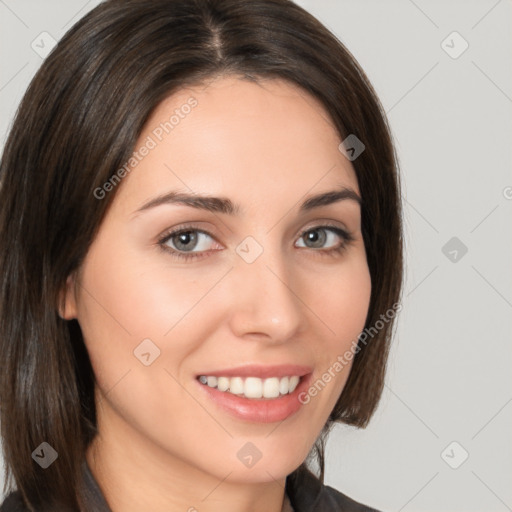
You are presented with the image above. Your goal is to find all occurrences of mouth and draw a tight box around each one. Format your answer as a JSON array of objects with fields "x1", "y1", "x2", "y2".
[
  {"x1": 196, "y1": 374, "x2": 304, "y2": 400},
  {"x1": 195, "y1": 366, "x2": 313, "y2": 423}
]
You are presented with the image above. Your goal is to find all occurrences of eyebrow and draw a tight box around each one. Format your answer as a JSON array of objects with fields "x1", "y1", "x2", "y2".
[{"x1": 132, "y1": 187, "x2": 361, "y2": 217}]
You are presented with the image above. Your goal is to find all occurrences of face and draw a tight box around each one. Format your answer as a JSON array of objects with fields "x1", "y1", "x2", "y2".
[{"x1": 62, "y1": 76, "x2": 371, "y2": 484}]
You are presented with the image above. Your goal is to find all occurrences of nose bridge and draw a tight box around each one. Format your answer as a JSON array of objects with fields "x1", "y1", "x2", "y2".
[{"x1": 228, "y1": 235, "x2": 304, "y2": 341}]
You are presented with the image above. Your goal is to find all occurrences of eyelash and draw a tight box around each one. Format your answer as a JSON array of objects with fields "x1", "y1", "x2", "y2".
[{"x1": 157, "y1": 223, "x2": 355, "y2": 262}]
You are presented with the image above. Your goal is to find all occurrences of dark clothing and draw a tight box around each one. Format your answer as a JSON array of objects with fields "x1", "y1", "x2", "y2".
[
  {"x1": 1, "y1": 461, "x2": 382, "y2": 511},
  {"x1": 285, "y1": 466, "x2": 382, "y2": 511}
]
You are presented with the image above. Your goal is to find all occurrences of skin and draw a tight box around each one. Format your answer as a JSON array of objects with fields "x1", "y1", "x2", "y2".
[{"x1": 60, "y1": 75, "x2": 372, "y2": 512}]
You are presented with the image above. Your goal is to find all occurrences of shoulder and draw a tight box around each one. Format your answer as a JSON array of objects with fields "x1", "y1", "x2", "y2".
[
  {"x1": 286, "y1": 466, "x2": 383, "y2": 512},
  {"x1": 0, "y1": 491, "x2": 28, "y2": 512}
]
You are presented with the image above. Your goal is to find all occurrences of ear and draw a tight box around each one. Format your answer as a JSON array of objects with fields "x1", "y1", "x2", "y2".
[{"x1": 58, "y1": 272, "x2": 78, "y2": 320}]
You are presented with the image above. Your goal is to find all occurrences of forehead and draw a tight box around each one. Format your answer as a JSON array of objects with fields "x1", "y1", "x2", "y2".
[{"x1": 115, "y1": 76, "x2": 359, "y2": 213}]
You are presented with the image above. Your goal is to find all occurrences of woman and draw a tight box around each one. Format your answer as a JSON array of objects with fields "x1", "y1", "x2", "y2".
[{"x1": 0, "y1": 0, "x2": 403, "y2": 510}]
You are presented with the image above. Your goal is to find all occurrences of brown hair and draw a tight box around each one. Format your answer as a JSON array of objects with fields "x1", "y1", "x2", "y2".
[{"x1": 0, "y1": 0, "x2": 403, "y2": 509}]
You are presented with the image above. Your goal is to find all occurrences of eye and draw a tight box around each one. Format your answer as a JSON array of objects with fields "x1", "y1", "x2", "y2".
[
  {"x1": 295, "y1": 225, "x2": 353, "y2": 254},
  {"x1": 158, "y1": 226, "x2": 219, "y2": 261},
  {"x1": 157, "y1": 223, "x2": 354, "y2": 262}
]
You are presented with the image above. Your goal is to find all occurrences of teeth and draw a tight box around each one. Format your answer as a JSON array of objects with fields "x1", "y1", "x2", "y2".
[
  {"x1": 289, "y1": 376, "x2": 300, "y2": 392},
  {"x1": 217, "y1": 376, "x2": 230, "y2": 392},
  {"x1": 230, "y1": 377, "x2": 244, "y2": 394},
  {"x1": 198, "y1": 375, "x2": 302, "y2": 399},
  {"x1": 263, "y1": 377, "x2": 280, "y2": 398},
  {"x1": 244, "y1": 377, "x2": 263, "y2": 398},
  {"x1": 279, "y1": 376, "x2": 289, "y2": 395}
]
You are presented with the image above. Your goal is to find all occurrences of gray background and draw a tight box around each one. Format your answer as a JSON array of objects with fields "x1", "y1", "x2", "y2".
[{"x1": 1, "y1": 1, "x2": 511, "y2": 511}]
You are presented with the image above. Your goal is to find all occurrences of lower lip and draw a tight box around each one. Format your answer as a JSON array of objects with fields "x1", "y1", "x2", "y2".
[{"x1": 196, "y1": 374, "x2": 312, "y2": 423}]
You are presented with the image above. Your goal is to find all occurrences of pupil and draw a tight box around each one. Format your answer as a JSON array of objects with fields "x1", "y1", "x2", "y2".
[
  {"x1": 306, "y1": 229, "x2": 325, "y2": 248},
  {"x1": 175, "y1": 231, "x2": 197, "y2": 251}
]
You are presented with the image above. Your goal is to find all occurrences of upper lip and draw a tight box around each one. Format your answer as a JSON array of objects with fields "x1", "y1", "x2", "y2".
[{"x1": 196, "y1": 364, "x2": 313, "y2": 379}]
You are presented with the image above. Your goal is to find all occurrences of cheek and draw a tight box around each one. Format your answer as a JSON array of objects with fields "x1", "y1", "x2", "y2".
[
  {"x1": 299, "y1": 254, "x2": 371, "y2": 410},
  {"x1": 74, "y1": 237, "x2": 230, "y2": 381},
  {"x1": 74, "y1": 244, "x2": 221, "y2": 443},
  {"x1": 312, "y1": 255, "x2": 372, "y2": 352}
]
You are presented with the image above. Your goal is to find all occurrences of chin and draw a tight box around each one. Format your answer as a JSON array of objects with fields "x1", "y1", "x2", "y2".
[{"x1": 213, "y1": 447, "x2": 308, "y2": 485}]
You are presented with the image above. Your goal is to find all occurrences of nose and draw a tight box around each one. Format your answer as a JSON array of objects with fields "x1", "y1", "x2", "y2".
[{"x1": 226, "y1": 243, "x2": 305, "y2": 344}]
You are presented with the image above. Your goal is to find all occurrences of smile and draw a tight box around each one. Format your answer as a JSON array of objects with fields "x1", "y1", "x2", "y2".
[{"x1": 197, "y1": 375, "x2": 301, "y2": 399}]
